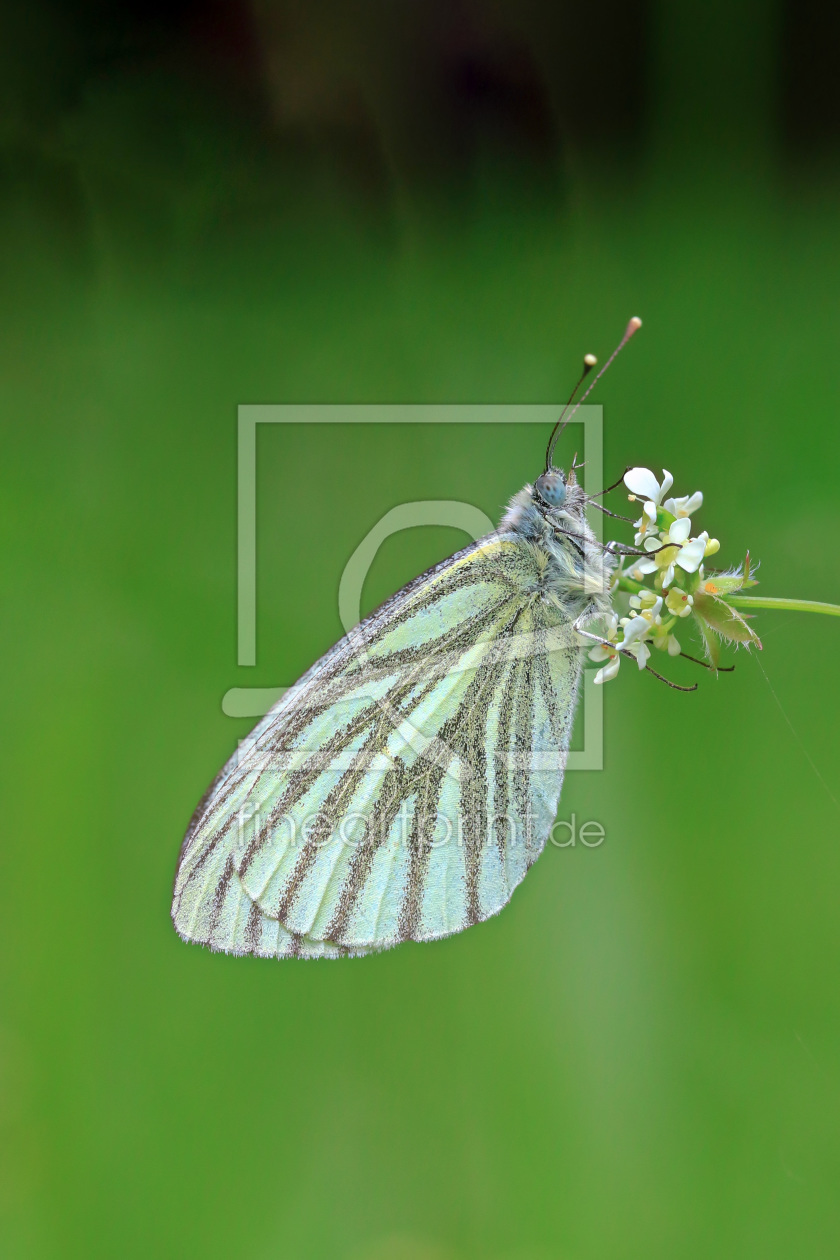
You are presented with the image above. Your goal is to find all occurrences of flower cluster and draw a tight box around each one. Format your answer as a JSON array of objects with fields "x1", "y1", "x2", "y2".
[{"x1": 590, "y1": 467, "x2": 761, "y2": 684}]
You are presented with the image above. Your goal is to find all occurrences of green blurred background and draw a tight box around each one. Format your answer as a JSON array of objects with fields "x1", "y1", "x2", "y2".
[{"x1": 3, "y1": 2, "x2": 840, "y2": 1257}]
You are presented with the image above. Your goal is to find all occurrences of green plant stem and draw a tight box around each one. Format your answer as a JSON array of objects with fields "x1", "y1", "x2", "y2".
[
  {"x1": 615, "y1": 574, "x2": 646, "y2": 595},
  {"x1": 616, "y1": 574, "x2": 840, "y2": 619},
  {"x1": 727, "y1": 595, "x2": 840, "y2": 617}
]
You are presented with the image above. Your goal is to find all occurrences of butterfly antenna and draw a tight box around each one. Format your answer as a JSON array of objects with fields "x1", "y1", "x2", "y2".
[
  {"x1": 561, "y1": 316, "x2": 643, "y2": 432},
  {"x1": 545, "y1": 353, "x2": 597, "y2": 473}
]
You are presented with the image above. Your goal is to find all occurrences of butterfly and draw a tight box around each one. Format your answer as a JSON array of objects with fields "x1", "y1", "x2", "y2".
[{"x1": 171, "y1": 322, "x2": 642, "y2": 958}]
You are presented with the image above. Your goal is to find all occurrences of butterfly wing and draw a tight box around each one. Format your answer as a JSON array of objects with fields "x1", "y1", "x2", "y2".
[{"x1": 172, "y1": 533, "x2": 582, "y2": 957}]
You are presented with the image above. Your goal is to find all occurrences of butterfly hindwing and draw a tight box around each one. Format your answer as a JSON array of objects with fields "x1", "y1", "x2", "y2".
[{"x1": 172, "y1": 533, "x2": 582, "y2": 956}]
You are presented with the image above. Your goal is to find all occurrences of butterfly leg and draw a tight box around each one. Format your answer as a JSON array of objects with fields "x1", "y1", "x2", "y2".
[
  {"x1": 588, "y1": 500, "x2": 636, "y2": 525},
  {"x1": 603, "y1": 540, "x2": 679, "y2": 559}
]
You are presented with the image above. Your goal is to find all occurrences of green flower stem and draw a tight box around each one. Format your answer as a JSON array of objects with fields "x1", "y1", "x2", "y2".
[
  {"x1": 727, "y1": 595, "x2": 840, "y2": 617},
  {"x1": 615, "y1": 574, "x2": 647, "y2": 596}
]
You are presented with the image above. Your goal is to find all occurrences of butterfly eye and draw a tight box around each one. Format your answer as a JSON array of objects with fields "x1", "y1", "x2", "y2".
[{"x1": 534, "y1": 472, "x2": 566, "y2": 508}]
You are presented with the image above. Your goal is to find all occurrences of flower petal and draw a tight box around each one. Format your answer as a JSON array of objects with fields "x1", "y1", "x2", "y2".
[
  {"x1": 668, "y1": 517, "x2": 691, "y2": 544},
  {"x1": 660, "y1": 469, "x2": 674, "y2": 497},
  {"x1": 621, "y1": 615, "x2": 649, "y2": 645},
  {"x1": 664, "y1": 490, "x2": 703, "y2": 517},
  {"x1": 634, "y1": 641, "x2": 651, "y2": 670},
  {"x1": 593, "y1": 655, "x2": 621, "y2": 684},
  {"x1": 676, "y1": 538, "x2": 706, "y2": 573},
  {"x1": 624, "y1": 467, "x2": 661, "y2": 500},
  {"x1": 589, "y1": 646, "x2": 611, "y2": 661}
]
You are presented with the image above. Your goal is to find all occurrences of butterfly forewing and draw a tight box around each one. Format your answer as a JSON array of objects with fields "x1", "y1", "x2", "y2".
[{"x1": 172, "y1": 532, "x2": 582, "y2": 957}]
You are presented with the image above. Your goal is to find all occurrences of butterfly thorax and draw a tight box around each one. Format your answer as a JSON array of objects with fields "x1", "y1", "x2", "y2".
[{"x1": 499, "y1": 478, "x2": 614, "y2": 629}]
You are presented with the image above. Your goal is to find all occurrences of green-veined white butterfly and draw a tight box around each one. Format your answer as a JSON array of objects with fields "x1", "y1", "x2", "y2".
[{"x1": 172, "y1": 320, "x2": 643, "y2": 958}]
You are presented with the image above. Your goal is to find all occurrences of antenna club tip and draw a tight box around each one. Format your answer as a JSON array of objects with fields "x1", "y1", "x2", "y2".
[
  {"x1": 583, "y1": 353, "x2": 597, "y2": 368},
  {"x1": 626, "y1": 316, "x2": 643, "y2": 337}
]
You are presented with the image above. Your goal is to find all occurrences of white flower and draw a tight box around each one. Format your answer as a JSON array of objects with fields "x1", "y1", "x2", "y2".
[
  {"x1": 663, "y1": 517, "x2": 692, "y2": 544},
  {"x1": 629, "y1": 639, "x2": 651, "y2": 670},
  {"x1": 660, "y1": 517, "x2": 699, "y2": 585},
  {"x1": 624, "y1": 467, "x2": 674, "y2": 545},
  {"x1": 601, "y1": 611, "x2": 620, "y2": 641},
  {"x1": 619, "y1": 596, "x2": 662, "y2": 670},
  {"x1": 618, "y1": 616, "x2": 651, "y2": 670},
  {"x1": 589, "y1": 613, "x2": 621, "y2": 684},
  {"x1": 649, "y1": 618, "x2": 682, "y2": 655},
  {"x1": 665, "y1": 587, "x2": 694, "y2": 618},
  {"x1": 623, "y1": 557, "x2": 652, "y2": 582},
  {"x1": 589, "y1": 613, "x2": 655, "y2": 674},
  {"x1": 624, "y1": 466, "x2": 674, "y2": 508},
  {"x1": 663, "y1": 490, "x2": 703, "y2": 518},
  {"x1": 643, "y1": 601, "x2": 683, "y2": 654},
  {"x1": 621, "y1": 612, "x2": 651, "y2": 645},
  {"x1": 629, "y1": 589, "x2": 660, "y2": 611},
  {"x1": 588, "y1": 593, "x2": 667, "y2": 681},
  {"x1": 674, "y1": 529, "x2": 707, "y2": 577},
  {"x1": 590, "y1": 650, "x2": 621, "y2": 685},
  {"x1": 635, "y1": 519, "x2": 708, "y2": 587}
]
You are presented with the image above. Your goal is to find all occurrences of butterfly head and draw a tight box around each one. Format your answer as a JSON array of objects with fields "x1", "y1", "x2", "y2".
[{"x1": 533, "y1": 469, "x2": 567, "y2": 509}]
